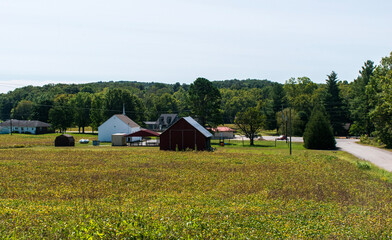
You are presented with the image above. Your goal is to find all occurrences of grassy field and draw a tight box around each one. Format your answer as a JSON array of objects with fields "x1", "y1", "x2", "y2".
[
  {"x1": 1, "y1": 134, "x2": 392, "y2": 238},
  {"x1": 0, "y1": 133, "x2": 98, "y2": 148}
]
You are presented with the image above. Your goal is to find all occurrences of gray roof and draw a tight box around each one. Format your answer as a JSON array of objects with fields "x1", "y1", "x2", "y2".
[
  {"x1": 114, "y1": 114, "x2": 140, "y2": 128},
  {"x1": 0, "y1": 119, "x2": 51, "y2": 128},
  {"x1": 183, "y1": 117, "x2": 213, "y2": 138},
  {"x1": 158, "y1": 114, "x2": 178, "y2": 125}
]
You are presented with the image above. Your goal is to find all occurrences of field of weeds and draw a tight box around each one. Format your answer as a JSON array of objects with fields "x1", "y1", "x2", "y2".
[
  {"x1": 1, "y1": 135, "x2": 392, "y2": 238},
  {"x1": 0, "y1": 133, "x2": 98, "y2": 148}
]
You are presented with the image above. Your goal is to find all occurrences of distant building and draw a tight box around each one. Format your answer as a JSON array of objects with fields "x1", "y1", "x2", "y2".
[
  {"x1": 0, "y1": 119, "x2": 51, "y2": 134},
  {"x1": 210, "y1": 126, "x2": 235, "y2": 139},
  {"x1": 98, "y1": 114, "x2": 141, "y2": 142},
  {"x1": 144, "y1": 114, "x2": 178, "y2": 131},
  {"x1": 160, "y1": 116, "x2": 212, "y2": 151}
]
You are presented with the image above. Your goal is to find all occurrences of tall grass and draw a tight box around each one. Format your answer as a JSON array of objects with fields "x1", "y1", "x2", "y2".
[{"x1": 0, "y1": 137, "x2": 392, "y2": 238}]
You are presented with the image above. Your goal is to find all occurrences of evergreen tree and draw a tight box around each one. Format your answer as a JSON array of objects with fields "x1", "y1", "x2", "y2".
[
  {"x1": 303, "y1": 105, "x2": 336, "y2": 150},
  {"x1": 324, "y1": 71, "x2": 346, "y2": 135},
  {"x1": 349, "y1": 61, "x2": 375, "y2": 136},
  {"x1": 188, "y1": 78, "x2": 222, "y2": 127}
]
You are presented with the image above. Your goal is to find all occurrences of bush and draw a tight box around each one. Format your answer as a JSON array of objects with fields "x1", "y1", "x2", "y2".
[
  {"x1": 357, "y1": 161, "x2": 371, "y2": 170},
  {"x1": 303, "y1": 105, "x2": 336, "y2": 150}
]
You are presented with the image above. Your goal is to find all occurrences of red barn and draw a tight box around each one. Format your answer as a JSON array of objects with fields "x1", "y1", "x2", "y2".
[{"x1": 160, "y1": 117, "x2": 212, "y2": 151}]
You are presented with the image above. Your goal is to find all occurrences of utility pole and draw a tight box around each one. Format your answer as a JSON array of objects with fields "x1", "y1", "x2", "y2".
[
  {"x1": 286, "y1": 107, "x2": 292, "y2": 155},
  {"x1": 10, "y1": 118, "x2": 12, "y2": 136}
]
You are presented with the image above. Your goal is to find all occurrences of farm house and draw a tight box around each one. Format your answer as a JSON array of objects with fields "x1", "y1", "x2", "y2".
[
  {"x1": 210, "y1": 126, "x2": 235, "y2": 139},
  {"x1": 98, "y1": 114, "x2": 141, "y2": 142},
  {"x1": 0, "y1": 119, "x2": 51, "y2": 134},
  {"x1": 160, "y1": 117, "x2": 212, "y2": 151}
]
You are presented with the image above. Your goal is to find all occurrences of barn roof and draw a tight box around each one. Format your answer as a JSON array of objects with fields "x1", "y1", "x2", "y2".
[
  {"x1": 0, "y1": 119, "x2": 51, "y2": 128},
  {"x1": 114, "y1": 114, "x2": 140, "y2": 128},
  {"x1": 126, "y1": 129, "x2": 160, "y2": 137},
  {"x1": 182, "y1": 117, "x2": 213, "y2": 138}
]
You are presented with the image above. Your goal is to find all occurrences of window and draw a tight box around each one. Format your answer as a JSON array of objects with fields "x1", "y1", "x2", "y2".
[{"x1": 167, "y1": 117, "x2": 172, "y2": 124}]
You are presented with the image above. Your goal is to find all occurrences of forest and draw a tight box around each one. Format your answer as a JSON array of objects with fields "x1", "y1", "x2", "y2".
[{"x1": 0, "y1": 52, "x2": 391, "y2": 147}]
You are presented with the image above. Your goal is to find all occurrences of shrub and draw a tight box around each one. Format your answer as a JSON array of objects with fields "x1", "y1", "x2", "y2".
[
  {"x1": 357, "y1": 161, "x2": 371, "y2": 170},
  {"x1": 303, "y1": 105, "x2": 336, "y2": 150}
]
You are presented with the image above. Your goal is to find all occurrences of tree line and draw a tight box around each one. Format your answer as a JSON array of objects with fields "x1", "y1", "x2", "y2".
[{"x1": 1, "y1": 52, "x2": 391, "y2": 147}]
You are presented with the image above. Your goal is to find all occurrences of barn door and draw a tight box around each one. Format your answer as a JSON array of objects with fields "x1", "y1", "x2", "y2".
[
  {"x1": 170, "y1": 130, "x2": 196, "y2": 150},
  {"x1": 170, "y1": 130, "x2": 183, "y2": 150},
  {"x1": 183, "y1": 130, "x2": 196, "y2": 150}
]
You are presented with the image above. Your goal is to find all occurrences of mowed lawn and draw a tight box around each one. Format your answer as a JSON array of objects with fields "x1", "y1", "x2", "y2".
[{"x1": 1, "y1": 135, "x2": 392, "y2": 238}]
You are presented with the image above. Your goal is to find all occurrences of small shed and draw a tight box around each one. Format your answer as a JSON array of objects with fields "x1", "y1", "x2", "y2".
[
  {"x1": 112, "y1": 133, "x2": 127, "y2": 146},
  {"x1": 55, "y1": 134, "x2": 75, "y2": 147},
  {"x1": 160, "y1": 117, "x2": 212, "y2": 151}
]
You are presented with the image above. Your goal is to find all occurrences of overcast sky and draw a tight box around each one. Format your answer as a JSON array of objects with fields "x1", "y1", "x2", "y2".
[{"x1": 0, "y1": 0, "x2": 391, "y2": 93}]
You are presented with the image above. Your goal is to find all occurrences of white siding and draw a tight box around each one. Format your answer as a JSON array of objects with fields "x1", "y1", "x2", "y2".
[
  {"x1": 98, "y1": 115, "x2": 140, "y2": 142},
  {"x1": 213, "y1": 131, "x2": 234, "y2": 139}
]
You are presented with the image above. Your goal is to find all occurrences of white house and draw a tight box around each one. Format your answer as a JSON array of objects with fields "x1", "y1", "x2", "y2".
[
  {"x1": 0, "y1": 120, "x2": 51, "y2": 134},
  {"x1": 98, "y1": 114, "x2": 141, "y2": 142},
  {"x1": 210, "y1": 126, "x2": 235, "y2": 139}
]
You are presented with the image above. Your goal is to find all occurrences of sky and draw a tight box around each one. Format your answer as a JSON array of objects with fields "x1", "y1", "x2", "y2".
[{"x1": 0, "y1": 0, "x2": 391, "y2": 93}]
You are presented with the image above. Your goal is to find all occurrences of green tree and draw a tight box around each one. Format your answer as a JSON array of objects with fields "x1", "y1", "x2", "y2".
[
  {"x1": 31, "y1": 97, "x2": 54, "y2": 122},
  {"x1": 276, "y1": 108, "x2": 306, "y2": 136},
  {"x1": 49, "y1": 94, "x2": 74, "y2": 132},
  {"x1": 324, "y1": 71, "x2": 346, "y2": 135},
  {"x1": 303, "y1": 105, "x2": 336, "y2": 150},
  {"x1": 283, "y1": 77, "x2": 321, "y2": 134},
  {"x1": 104, "y1": 88, "x2": 144, "y2": 123},
  {"x1": 70, "y1": 92, "x2": 92, "y2": 133},
  {"x1": 188, "y1": 78, "x2": 222, "y2": 127},
  {"x1": 155, "y1": 93, "x2": 178, "y2": 115},
  {"x1": 220, "y1": 88, "x2": 264, "y2": 123},
  {"x1": 284, "y1": 77, "x2": 318, "y2": 115},
  {"x1": 11, "y1": 100, "x2": 34, "y2": 120},
  {"x1": 349, "y1": 61, "x2": 375, "y2": 136},
  {"x1": 90, "y1": 93, "x2": 105, "y2": 132},
  {"x1": 235, "y1": 107, "x2": 266, "y2": 146},
  {"x1": 367, "y1": 52, "x2": 392, "y2": 147},
  {"x1": 0, "y1": 96, "x2": 13, "y2": 121},
  {"x1": 173, "y1": 87, "x2": 189, "y2": 117},
  {"x1": 259, "y1": 99, "x2": 276, "y2": 130},
  {"x1": 270, "y1": 83, "x2": 286, "y2": 133}
]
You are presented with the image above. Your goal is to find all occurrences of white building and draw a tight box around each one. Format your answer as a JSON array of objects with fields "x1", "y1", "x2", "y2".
[
  {"x1": 98, "y1": 114, "x2": 141, "y2": 142},
  {"x1": 211, "y1": 126, "x2": 235, "y2": 139},
  {"x1": 0, "y1": 120, "x2": 51, "y2": 134}
]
